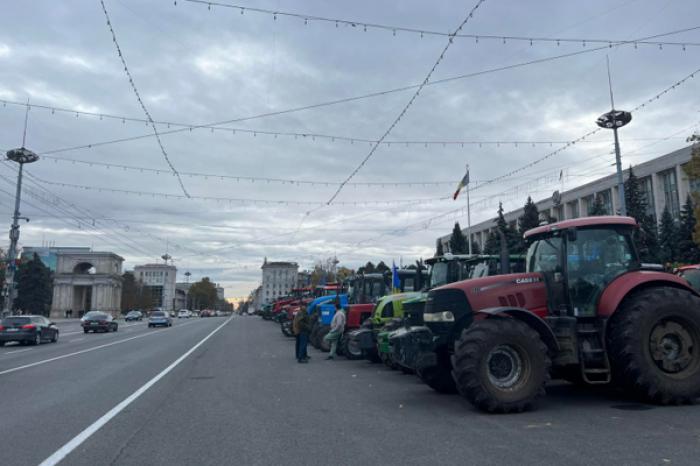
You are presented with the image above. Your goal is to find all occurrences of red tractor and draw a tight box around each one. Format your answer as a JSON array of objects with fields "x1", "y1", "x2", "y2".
[{"x1": 398, "y1": 216, "x2": 700, "y2": 413}]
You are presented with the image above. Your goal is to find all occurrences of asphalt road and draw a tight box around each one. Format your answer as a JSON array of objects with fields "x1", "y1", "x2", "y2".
[{"x1": 1, "y1": 316, "x2": 699, "y2": 466}]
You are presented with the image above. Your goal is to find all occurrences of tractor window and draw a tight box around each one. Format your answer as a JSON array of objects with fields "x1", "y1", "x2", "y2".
[
  {"x1": 566, "y1": 228, "x2": 638, "y2": 316},
  {"x1": 681, "y1": 269, "x2": 700, "y2": 292},
  {"x1": 471, "y1": 261, "x2": 489, "y2": 278},
  {"x1": 527, "y1": 236, "x2": 563, "y2": 273},
  {"x1": 403, "y1": 277, "x2": 415, "y2": 291},
  {"x1": 381, "y1": 301, "x2": 395, "y2": 318},
  {"x1": 430, "y1": 262, "x2": 448, "y2": 288}
]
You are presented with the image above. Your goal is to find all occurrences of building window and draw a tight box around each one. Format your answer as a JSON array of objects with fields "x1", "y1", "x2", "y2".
[
  {"x1": 660, "y1": 169, "x2": 680, "y2": 219},
  {"x1": 639, "y1": 176, "x2": 656, "y2": 219},
  {"x1": 582, "y1": 195, "x2": 594, "y2": 215},
  {"x1": 599, "y1": 190, "x2": 613, "y2": 215},
  {"x1": 567, "y1": 201, "x2": 579, "y2": 219}
]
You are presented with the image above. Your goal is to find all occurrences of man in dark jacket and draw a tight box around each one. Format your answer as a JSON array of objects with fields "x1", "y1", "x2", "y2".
[{"x1": 293, "y1": 310, "x2": 310, "y2": 363}]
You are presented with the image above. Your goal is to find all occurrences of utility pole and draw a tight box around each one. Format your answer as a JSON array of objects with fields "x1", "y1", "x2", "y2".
[
  {"x1": 3, "y1": 103, "x2": 39, "y2": 316},
  {"x1": 466, "y1": 164, "x2": 472, "y2": 255},
  {"x1": 596, "y1": 56, "x2": 631, "y2": 217}
]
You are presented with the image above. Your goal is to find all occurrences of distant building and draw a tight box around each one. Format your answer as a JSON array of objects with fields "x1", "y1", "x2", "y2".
[
  {"x1": 251, "y1": 286, "x2": 262, "y2": 312},
  {"x1": 134, "y1": 264, "x2": 177, "y2": 311},
  {"x1": 261, "y1": 258, "x2": 298, "y2": 304},
  {"x1": 437, "y1": 145, "x2": 696, "y2": 252},
  {"x1": 296, "y1": 270, "x2": 312, "y2": 288},
  {"x1": 175, "y1": 282, "x2": 192, "y2": 310},
  {"x1": 216, "y1": 285, "x2": 225, "y2": 301}
]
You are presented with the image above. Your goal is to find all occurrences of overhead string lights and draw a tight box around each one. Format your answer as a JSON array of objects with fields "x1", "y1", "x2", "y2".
[
  {"x1": 181, "y1": 0, "x2": 700, "y2": 50},
  {"x1": 39, "y1": 155, "x2": 492, "y2": 188},
  {"x1": 28, "y1": 173, "x2": 453, "y2": 207},
  {"x1": 99, "y1": 0, "x2": 190, "y2": 198},
  {"x1": 29, "y1": 26, "x2": 699, "y2": 157}
]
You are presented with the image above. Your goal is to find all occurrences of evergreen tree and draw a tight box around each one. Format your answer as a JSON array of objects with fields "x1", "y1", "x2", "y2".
[
  {"x1": 678, "y1": 194, "x2": 700, "y2": 263},
  {"x1": 14, "y1": 253, "x2": 53, "y2": 315},
  {"x1": 375, "y1": 261, "x2": 390, "y2": 274},
  {"x1": 588, "y1": 195, "x2": 607, "y2": 216},
  {"x1": 470, "y1": 240, "x2": 481, "y2": 255},
  {"x1": 357, "y1": 261, "x2": 376, "y2": 274},
  {"x1": 435, "y1": 241, "x2": 444, "y2": 257},
  {"x1": 518, "y1": 196, "x2": 540, "y2": 233},
  {"x1": 484, "y1": 202, "x2": 522, "y2": 254},
  {"x1": 658, "y1": 207, "x2": 680, "y2": 264},
  {"x1": 624, "y1": 166, "x2": 659, "y2": 263},
  {"x1": 449, "y1": 222, "x2": 468, "y2": 254}
]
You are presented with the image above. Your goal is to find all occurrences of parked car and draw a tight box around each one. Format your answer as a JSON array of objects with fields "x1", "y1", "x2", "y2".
[
  {"x1": 177, "y1": 309, "x2": 192, "y2": 319},
  {"x1": 125, "y1": 310, "x2": 143, "y2": 321},
  {"x1": 0, "y1": 315, "x2": 59, "y2": 346},
  {"x1": 200, "y1": 310, "x2": 212, "y2": 318},
  {"x1": 81, "y1": 311, "x2": 118, "y2": 333},
  {"x1": 149, "y1": 310, "x2": 172, "y2": 328}
]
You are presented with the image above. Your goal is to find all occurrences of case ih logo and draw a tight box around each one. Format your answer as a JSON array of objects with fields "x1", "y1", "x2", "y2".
[{"x1": 515, "y1": 277, "x2": 540, "y2": 284}]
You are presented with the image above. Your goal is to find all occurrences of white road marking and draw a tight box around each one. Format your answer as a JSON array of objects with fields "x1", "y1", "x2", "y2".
[
  {"x1": 60, "y1": 322, "x2": 143, "y2": 337},
  {"x1": 5, "y1": 348, "x2": 32, "y2": 354},
  {"x1": 68, "y1": 338, "x2": 84, "y2": 343},
  {"x1": 0, "y1": 320, "x2": 200, "y2": 376},
  {"x1": 39, "y1": 316, "x2": 232, "y2": 466}
]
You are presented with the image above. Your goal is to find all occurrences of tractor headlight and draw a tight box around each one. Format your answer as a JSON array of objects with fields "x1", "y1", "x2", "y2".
[{"x1": 423, "y1": 311, "x2": 455, "y2": 322}]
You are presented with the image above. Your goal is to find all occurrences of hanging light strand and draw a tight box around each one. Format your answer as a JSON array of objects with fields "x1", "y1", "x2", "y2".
[{"x1": 182, "y1": 0, "x2": 700, "y2": 50}]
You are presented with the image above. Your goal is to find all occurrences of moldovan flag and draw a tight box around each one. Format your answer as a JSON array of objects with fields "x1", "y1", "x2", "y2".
[{"x1": 453, "y1": 169, "x2": 470, "y2": 200}]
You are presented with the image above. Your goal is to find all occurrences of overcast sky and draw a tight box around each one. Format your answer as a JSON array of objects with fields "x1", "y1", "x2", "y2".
[{"x1": 0, "y1": 0, "x2": 698, "y2": 299}]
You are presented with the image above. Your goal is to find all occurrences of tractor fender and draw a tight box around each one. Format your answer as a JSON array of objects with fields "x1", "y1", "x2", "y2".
[
  {"x1": 475, "y1": 307, "x2": 559, "y2": 353},
  {"x1": 597, "y1": 271, "x2": 699, "y2": 318}
]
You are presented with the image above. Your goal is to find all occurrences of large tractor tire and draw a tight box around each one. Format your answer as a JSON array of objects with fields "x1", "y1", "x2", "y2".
[
  {"x1": 342, "y1": 335, "x2": 364, "y2": 360},
  {"x1": 608, "y1": 287, "x2": 700, "y2": 405},
  {"x1": 281, "y1": 320, "x2": 294, "y2": 338},
  {"x1": 416, "y1": 352, "x2": 457, "y2": 394},
  {"x1": 310, "y1": 322, "x2": 321, "y2": 349},
  {"x1": 318, "y1": 327, "x2": 331, "y2": 352},
  {"x1": 451, "y1": 318, "x2": 550, "y2": 413}
]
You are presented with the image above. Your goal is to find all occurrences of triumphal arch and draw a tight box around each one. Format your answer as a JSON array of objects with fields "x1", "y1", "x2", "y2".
[{"x1": 49, "y1": 251, "x2": 124, "y2": 318}]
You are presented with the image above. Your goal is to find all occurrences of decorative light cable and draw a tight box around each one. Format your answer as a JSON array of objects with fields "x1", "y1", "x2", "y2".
[
  {"x1": 327, "y1": 0, "x2": 488, "y2": 205},
  {"x1": 99, "y1": 0, "x2": 190, "y2": 197},
  {"x1": 182, "y1": 0, "x2": 700, "y2": 50}
]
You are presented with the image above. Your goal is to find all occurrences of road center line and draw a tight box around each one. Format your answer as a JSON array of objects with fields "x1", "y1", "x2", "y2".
[
  {"x1": 39, "y1": 316, "x2": 232, "y2": 466},
  {"x1": 0, "y1": 320, "x2": 200, "y2": 376}
]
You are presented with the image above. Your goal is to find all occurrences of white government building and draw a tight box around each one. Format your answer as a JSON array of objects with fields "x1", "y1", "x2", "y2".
[
  {"x1": 261, "y1": 259, "x2": 299, "y2": 305},
  {"x1": 438, "y1": 145, "x2": 696, "y2": 253}
]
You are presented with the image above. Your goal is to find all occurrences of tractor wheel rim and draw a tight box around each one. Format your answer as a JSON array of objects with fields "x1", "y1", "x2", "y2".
[
  {"x1": 487, "y1": 345, "x2": 523, "y2": 389},
  {"x1": 650, "y1": 319, "x2": 697, "y2": 374}
]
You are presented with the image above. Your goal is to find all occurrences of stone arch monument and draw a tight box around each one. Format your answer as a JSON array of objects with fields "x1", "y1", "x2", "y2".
[{"x1": 50, "y1": 251, "x2": 124, "y2": 318}]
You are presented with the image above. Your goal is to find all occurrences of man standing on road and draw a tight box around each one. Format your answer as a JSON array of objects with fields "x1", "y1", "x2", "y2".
[
  {"x1": 293, "y1": 309, "x2": 310, "y2": 363},
  {"x1": 324, "y1": 297, "x2": 346, "y2": 360}
]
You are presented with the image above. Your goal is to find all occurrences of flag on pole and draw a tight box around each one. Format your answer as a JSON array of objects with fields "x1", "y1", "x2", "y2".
[
  {"x1": 453, "y1": 168, "x2": 470, "y2": 200},
  {"x1": 391, "y1": 261, "x2": 401, "y2": 293}
]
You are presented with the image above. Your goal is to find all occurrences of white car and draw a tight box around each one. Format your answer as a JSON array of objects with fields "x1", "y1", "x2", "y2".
[{"x1": 177, "y1": 309, "x2": 192, "y2": 319}]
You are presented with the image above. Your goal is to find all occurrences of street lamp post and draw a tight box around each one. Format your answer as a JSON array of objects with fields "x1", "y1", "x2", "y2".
[
  {"x1": 596, "y1": 56, "x2": 631, "y2": 217},
  {"x1": 3, "y1": 147, "x2": 39, "y2": 316}
]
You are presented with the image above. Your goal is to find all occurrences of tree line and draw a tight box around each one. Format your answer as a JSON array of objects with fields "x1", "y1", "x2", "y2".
[{"x1": 442, "y1": 143, "x2": 700, "y2": 266}]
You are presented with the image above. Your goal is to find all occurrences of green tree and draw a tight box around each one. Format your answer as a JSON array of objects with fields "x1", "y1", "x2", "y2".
[
  {"x1": 484, "y1": 202, "x2": 521, "y2": 254},
  {"x1": 189, "y1": 277, "x2": 218, "y2": 310},
  {"x1": 518, "y1": 196, "x2": 540, "y2": 233},
  {"x1": 14, "y1": 253, "x2": 53, "y2": 315},
  {"x1": 357, "y1": 261, "x2": 376, "y2": 274},
  {"x1": 588, "y1": 195, "x2": 607, "y2": 216},
  {"x1": 435, "y1": 241, "x2": 444, "y2": 257},
  {"x1": 658, "y1": 206, "x2": 680, "y2": 264},
  {"x1": 121, "y1": 271, "x2": 154, "y2": 312},
  {"x1": 679, "y1": 195, "x2": 700, "y2": 263},
  {"x1": 624, "y1": 166, "x2": 659, "y2": 263},
  {"x1": 375, "y1": 261, "x2": 390, "y2": 274},
  {"x1": 449, "y1": 222, "x2": 468, "y2": 254},
  {"x1": 683, "y1": 134, "x2": 700, "y2": 247}
]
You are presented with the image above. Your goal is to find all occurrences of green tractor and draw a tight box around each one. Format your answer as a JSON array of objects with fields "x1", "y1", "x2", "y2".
[{"x1": 387, "y1": 254, "x2": 525, "y2": 389}]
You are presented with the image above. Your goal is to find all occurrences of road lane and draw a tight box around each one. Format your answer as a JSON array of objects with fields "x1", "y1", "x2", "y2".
[
  {"x1": 0, "y1": 317, "x2": 230, "y2": 466},
  {"x1": 67, "y1": 316, "x2": 700, "y2": 466}
]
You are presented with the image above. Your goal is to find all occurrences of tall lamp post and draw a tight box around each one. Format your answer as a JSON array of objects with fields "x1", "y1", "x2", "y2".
[
  {"x1": 184, "y1": 271, "x2": 191, "y2": 310},
  {"x1": 3, "y1": 147, "x2": 39, "y2": 316},
  {"x1": 596, "y1": 57, "x2": 631, "y2": 216}
]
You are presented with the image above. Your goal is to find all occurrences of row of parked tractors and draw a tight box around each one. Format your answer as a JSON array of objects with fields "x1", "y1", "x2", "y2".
[{"x1": 259, "y1": 216, "x2": 700, "y2": 413}]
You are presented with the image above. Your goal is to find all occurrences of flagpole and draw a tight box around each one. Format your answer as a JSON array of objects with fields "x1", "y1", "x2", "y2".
[{"x1": 466, "y1": 164, "x2": 472, "y2": 256}]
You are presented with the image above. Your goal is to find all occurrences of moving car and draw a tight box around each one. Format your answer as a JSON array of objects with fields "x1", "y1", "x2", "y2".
[
  {"x1": 125, "y1": 310, "x2": 143, "y2": 321},
  {"x1": 81, "y1": 311, "x2": 118, "y2": 333},
  {"x1": 177, "y1": 309, "x2": 192, "y2": 318},
  {"x1": 0, "y1": 315, "x2": 59, "y2": 346},
  {"x1": 149, "y1": 310, "x2": 172, "y2": 327}
]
